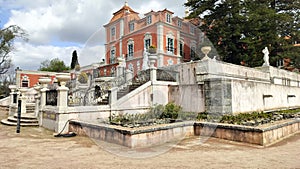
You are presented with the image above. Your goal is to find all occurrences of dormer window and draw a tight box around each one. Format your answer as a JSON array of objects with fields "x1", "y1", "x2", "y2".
[
  {"x1": 147, "y1": 15, "x2": 152, "y2": 25},
  {"x1": 178, "y1": 20, "x2": 182, "y2": 28},
  {"x1": 166, "y1": 13, "x2": 171, "y2": 23},
  {"x1": 129, "y1": 22, "x2": 134, "y2": 32}
]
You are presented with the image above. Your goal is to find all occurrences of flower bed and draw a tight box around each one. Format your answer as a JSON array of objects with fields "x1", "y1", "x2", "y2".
[{"x1": 197, "y1": 108, "x2": 300, "y2": 126}]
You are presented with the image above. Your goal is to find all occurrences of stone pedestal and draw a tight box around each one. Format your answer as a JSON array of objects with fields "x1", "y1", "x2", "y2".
[
  {"x1": 55, "y1": 73, "x2": 71, "y2": 133},
  {"x1": 19, "y1": 88, "x2": 28, "y2": 114},
  {"x1": 8, "y1": 85, "x2": 17, "y2": 116},
  {"x1": 117, "y1": 57, "x2": 126, "y2": 77},
  {"x1": 148, "y1": 54, "x2": 157, "y2": 82},
  {"x1": 33, "y1": 84, "x2": 41, "y2": 117},
  {"x1": 56, "y1": 73, "x2": 70, "y2": 112},
  {"x1": 39, "y1": 77, "x2": 51, "y2": 110},
  {"x1": 109, "y1": 87, "x2": 118, "y2": 107}
]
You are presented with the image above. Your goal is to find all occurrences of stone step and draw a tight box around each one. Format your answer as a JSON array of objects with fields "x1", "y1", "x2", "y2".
[
  {"x1": 13, "y1": 113, "x2": 37, "y2": 120},
  {"x1": 7, "y1": 116, "x2": 38, "y2": 123},
  {"x1": 1, "y1": 119, "x2": 39, "y2": 127}
]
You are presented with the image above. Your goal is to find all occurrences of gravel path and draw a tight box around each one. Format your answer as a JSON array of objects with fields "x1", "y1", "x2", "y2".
[{"x1": 0, "y1": 111, "x2": 299, "y2": 169}]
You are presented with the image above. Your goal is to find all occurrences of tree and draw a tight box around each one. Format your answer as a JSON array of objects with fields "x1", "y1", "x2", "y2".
[
  {"x1": 185, "y1": 0, "x2": 300, "y2": 67},
  {"x1": 39, "y1": 58, "x2": 70, "y2": 72},
  {"x1": 70, "y1": 50, "x2": 79, "y2": 69},
  {"x1": 0, "y1": 65, "x2": 16, "y2": 98},
  {"x1": 0, "y1": 25, "x2": 27, "y2": 74}
]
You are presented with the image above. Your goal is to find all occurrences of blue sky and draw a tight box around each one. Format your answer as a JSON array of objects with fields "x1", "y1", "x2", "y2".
[{"x1": 0, "y1": 0, "x2": 187, "y2": 70}]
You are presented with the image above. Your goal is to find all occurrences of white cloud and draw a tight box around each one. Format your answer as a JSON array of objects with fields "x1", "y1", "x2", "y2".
[
  {"x1": 2, "y1": 0, "x2": 186, "y2": 70},
  {"x1": 11, "y1": 41, "x2": 104, "y2": 70}
]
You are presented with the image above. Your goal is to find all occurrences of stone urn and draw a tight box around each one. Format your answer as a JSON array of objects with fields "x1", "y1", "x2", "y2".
[
  {"x1": 56, "y1": 73, "x2": 71, "y2": 87},
  {"x1": 39, "y1": 77, "x2": 52, "y2": 88},
  {"x1": 19, "y1": 87, "x2": 28, "y2": 97},
  {"x1": 148, "y1": 46, "x2": 157, "y2": 54},
  {"x1": 201, "y1": 46, "x2": 211, "y2": 60},
  {"x1": 8, "y1": 85, "x2": 17, "y2": 92}
]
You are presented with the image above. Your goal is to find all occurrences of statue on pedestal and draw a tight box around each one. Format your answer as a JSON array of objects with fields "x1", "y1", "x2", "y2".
[{"x1": 262, "y1": 47, "x2": 270, "y2": 66}]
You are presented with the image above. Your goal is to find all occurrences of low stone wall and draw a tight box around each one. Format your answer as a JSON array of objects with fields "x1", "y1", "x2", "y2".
[
  {"x1": 69, "y1": 120, "x2": 194, "y2": 148},
  {"x1": 194, "y1": 119, "x2": 300, "y2": 146},
  {"x1": 69, "y1": 119, "x2": 300, "y2": 148}
]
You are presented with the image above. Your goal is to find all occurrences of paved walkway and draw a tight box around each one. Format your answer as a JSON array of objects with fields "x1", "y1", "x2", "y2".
[{"x1": 0, "y1": 111, "x2": 299, "y2": 168}]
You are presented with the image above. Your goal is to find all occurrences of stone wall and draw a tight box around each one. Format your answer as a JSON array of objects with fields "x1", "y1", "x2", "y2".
[{"x1": 194, "y1": 119, "x2": 300, "y2": 146}]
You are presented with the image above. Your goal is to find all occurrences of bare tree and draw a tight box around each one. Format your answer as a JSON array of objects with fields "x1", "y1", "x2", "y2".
[{"x1": 0, "y1": 25, "x2": 27, "y2": 74}]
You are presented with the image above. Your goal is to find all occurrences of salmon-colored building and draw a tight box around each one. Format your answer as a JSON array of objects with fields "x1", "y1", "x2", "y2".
[
  {"x1": 15, "y1": 69, "x2": 57, "y2": 88},
  {"x1": 101, "y1": 2, "x2": 202, "y2": 76}
]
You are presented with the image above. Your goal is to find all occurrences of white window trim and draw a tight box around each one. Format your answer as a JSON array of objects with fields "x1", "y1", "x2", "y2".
[
  {"x1": 147, "y1": 15, "x2": 152, "y2": 25},
  {"x1": 166, "y1": 32, "x2": 175, "y2": 54},
  {"x1": 129, "y1": 22, "x2": 134, "y2": 32},
  {"x1": 21, "y1": 75, "x2": 30, "y2": 87},
  {"x1": 110, "y1": 26, "x2": 116, "y2": 41},
  {"x1": 127, "y1": 39, "x2": 134, "y2": 59},
  {"x1": 144, "y1": 33, "x2": 152, "y2": 49},
  {"x1": 166, "y1": 13, "x2": 171, "y2": 23}
]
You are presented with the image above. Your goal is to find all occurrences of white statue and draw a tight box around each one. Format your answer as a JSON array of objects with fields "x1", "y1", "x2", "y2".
[
  {"x1": 142, "y1": 48, "x2": 149, "y2": 70},
  {"x1": 262, "y1": 47, "x2": 270, "y2": 66}
]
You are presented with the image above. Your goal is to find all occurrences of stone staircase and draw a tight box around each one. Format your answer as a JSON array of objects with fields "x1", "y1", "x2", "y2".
[
  {"x1": 1, "y1": 113, "x2": 39, "y2": 127},
  {"x1": 117, "y1": 83, "x2": 144, "y2": 99}
]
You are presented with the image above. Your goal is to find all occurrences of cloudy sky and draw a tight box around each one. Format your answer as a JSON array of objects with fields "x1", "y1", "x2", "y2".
[{"x1": 0, "y1": 0, "x2": 187, "y2": 70}]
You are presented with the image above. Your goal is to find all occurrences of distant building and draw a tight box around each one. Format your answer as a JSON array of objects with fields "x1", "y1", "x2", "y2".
[
  {"x1": 15, "y1": 69, "x2": 57, "y2": 88},
  {"x1": 100, "y1": 2, "x2": 203, "y2": 76}
]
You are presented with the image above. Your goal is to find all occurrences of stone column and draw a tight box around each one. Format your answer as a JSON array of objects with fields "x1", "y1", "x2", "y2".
[
  {"x1": 39, "y1": 77, "x2": 51, "y2": 110},
  {"x1": 109, "y1": 87, "x2": 118, "y2": 108},
  {"x1": 8, "y1": 85, "x2": 17, "y2": 116},
  {"x1": 19, "y1": 88, "x2": 28, "y2": 114},
  {"x1": 117, "y1": 57, "x2": 126, "y2": 77},
  {"x1": 149, "y1": 54, "x2": 158, "y2": 82},
  {"x1": 33, "y1": 84, "x2": 41, "y2": 117},
  {"x1": 56, "y1": 73, "x2": 70, "y2": 112},
  {"x1": 55, "y1": 73, "x2": 71, "y2": 133}
]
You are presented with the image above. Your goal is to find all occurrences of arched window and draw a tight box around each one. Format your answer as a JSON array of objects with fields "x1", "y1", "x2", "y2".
[
  {"x1": 144, "y1": 33, "x2": 152, "y2": 49},
  {"x1": 127, "y1": 39, "x2": 134, "y2": 59}
]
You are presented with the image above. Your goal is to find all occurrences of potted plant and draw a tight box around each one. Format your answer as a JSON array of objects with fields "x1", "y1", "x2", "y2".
[{"x1": 148, "y1": 45, "x2": 157, "y2": 54}]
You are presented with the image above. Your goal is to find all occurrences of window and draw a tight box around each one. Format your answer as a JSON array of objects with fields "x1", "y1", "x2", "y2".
[
  {"x1": 22, "y1": 80, "x2": 29, "y2": 87},
  {"x1": 145, "y1": 39, "x2": 151, "y2": 49},
  {"x1": 147, "y1": 15, "x2": 152, "y2": 24},
  {"x1": 177, "y1": 20, "x2": 182, "y2": 28},
  {"x1": 110, "y1": 48, "x2": 115, "y2": 64},
  {"x1": 21, "y1": 75, "x2": 29, "y2": 87},
  {"x1": 127, "y1": 39, "x2": 134, "y2": 59},
  {"x1": 111, "y1": 27, "x2": 115, "y2": 36},
  {"x1": 129, "y1": 22, "x2": 134, "y2": 32},
  {"x1": 180, "y1": 41, "x2": 184, "y2": 57},
  {"x1": 166, "y1": 13, "x2": 171, "y2": 23},
  {"x1": 128, "y1": 44, "x2": 134, "y2": 58},
  {"x1": 144, "y1": 33, "x2": 152, "y2": 49},
  {"x1": 167, "y1": 38, "x2": 174, "y2": 53}
]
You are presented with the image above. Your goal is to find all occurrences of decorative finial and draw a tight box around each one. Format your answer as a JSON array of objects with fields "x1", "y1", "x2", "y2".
[{"x1": 125, "y1": 0, "x2": 128, "y2": 6}]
